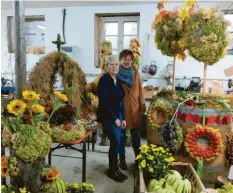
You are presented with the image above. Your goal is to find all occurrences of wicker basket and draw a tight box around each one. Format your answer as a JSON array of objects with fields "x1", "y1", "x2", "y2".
[{"x1": 139, "y1": 162, "x2": 205, "y2": 193}]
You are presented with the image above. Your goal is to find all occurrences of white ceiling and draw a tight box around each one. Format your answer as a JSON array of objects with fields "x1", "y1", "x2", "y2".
[
  {"x1": 1, "y1": 1, "x2": 159, "y2": 10},
  {"x1": 1, "y1": 1, "x2": 233, "y2": 10}
]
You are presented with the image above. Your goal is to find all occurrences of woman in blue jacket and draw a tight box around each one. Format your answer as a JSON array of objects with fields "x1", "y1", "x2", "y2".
[{"x1": 97, "y1": 55, "x2": 128, "y2": 182}]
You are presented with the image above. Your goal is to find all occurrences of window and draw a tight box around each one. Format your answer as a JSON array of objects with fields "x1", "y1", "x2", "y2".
[
  {"x1": 7, "y1": 15, "x2": 45, "y2": 54},
  {"x1": 224, "y1": 10, "x2": 233, "y2": 54},
  {"x1": 102, "y1": 16, "x2": 139, "y2": 56}
]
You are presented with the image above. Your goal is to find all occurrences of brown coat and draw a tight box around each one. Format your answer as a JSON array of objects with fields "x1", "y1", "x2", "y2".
[{"x1": 122, "y1": 70, "x2": 146, "y2": 129}]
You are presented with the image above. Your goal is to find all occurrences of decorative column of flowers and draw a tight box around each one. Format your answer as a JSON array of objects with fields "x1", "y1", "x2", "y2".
[
  {"x1": 129, "y1": 38, "x2": 141, "y2": 70},
  {"x1": 151, "y1": 0, "x2": 196, "y2": 90},
  {"x1": 184, "y1": 8, "x2": 231, "y2": 93},
  {"x1": 100, "y1": 40, "x2": 112, "y2": 72},
  {"x1": 1, "y1": 90, "x2": 68, "y2": 193}
]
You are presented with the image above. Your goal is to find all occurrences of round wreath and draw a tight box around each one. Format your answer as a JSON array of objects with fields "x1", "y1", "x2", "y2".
[
  {"x1": 147, "y1": 99, "x2": 174, "y2": 131},
  {"x1": 28, "y1": 51, "x2": 88, "y2": 109},
  {"x1": 160, "y1": 120, "x2": 183, "y2": 154},
  {"x1": 184, "y1": 124, "x2": 224, "y2": 161}
]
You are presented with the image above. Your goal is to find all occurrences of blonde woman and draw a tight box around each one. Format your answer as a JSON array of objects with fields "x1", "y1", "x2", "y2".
[{"x1": 97, "y1": 55, "x2": 128, "y2": 182}]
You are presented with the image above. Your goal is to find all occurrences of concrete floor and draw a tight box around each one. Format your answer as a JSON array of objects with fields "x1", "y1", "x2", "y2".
[{"x1": 50, "y1": 143, "x2": 138, "y2": 193}]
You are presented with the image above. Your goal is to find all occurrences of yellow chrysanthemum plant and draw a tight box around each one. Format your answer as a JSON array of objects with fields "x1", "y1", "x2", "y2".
[{"x1": 136, "y1": 144, "x2": 175, "y2": 180}]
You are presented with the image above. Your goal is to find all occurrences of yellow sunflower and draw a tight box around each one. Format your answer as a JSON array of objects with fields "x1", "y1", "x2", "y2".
[
  {"x1": 7, "y1": 100, "x2": 27, "y2": 115},
  {"x1": 22, "y1": 90, "x2": 40, "y2": 101},
  {"x1": 31, "y1": 104, "x2": 45, "y2": 113},
  {"x1": 54, "y1": 91, "x2": 68, "y2": 102}
]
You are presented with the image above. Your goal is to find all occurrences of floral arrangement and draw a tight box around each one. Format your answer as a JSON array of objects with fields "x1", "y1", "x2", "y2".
[
  {"x1": 185, "y1": 8, "x2": 231, "y2": 65},
  {"x1": 1, "y1": 90, "x2": 68, "y2": 192},
  {"x1": 66, "y1": 182, "x2": 95, "y2": 193},
  {"x1": 100, "y1": 40, "x2": 112, "y2": 72},
  {"x1": 1, "y1": 185, "x2": 30, "y2": 193},
  {"x1": 147, "y1": 98, "x2": 174, "y2": 131},
  {"x1": 136, "y1": 144, "x2": 175, "y2": 179},
  {"x1": 226, "y1": 132, "x2": 233, "y2": 165},
  {"x1": 129, "y1": 38, "x2": 141, "y2": 69},
  {"x1": 151, "y1": 0, "x2": 196, "y2": 60},
  {"x1": 40, "y1": 166, "x2": 66, "y2": 193},
  {"x1": 52, "y1": 121, "x2": 86, "y2": 142},
  {"x1": 1, "y1": 155, "x2": 19, "y2": 177}
]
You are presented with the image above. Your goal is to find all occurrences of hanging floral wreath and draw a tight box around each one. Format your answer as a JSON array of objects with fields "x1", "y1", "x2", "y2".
[
  {"x1": 147, "y1": 98, "x2": 174, "y2": 131},
  {"x1": 160, "y1": 120, "x2": 183, "y2": 154},
  {"x1": 184, "y1": 124, "x2": 224, "y2": 161},
  {"x1": 100, "y1": 41, "x2": 112, "y2": 72}
]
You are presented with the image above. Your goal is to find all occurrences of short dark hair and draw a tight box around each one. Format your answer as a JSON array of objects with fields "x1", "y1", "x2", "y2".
[{"x1": 119, "y1": 49, "x2": 134, "y2": 61}]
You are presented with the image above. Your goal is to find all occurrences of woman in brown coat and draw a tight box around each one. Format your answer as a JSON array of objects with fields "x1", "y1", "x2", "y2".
[{"x1": 117, "y1": 49, "x2": 146, "y2": 169}]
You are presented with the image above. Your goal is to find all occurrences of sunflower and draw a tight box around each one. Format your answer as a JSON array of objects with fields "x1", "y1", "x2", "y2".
[
  {"x1": 7, "y1": 100, "x2": 27, "y2": 115},
  {"x1": 1, "y1": 166, "x2": 9, "y2": 177},
  {"x1": 46, "y1": 167, "x2": 60, "y2": 181},
  {"x1": 31, "y1": 104, "x2": 45, "y2": 113},
  {"x1": 22, "y1": 90, "x2": 40, "y2": 101},
  {"x1": 54, "y1": 91, "x2": 68, "y2": 102},
  {"x1": 1, "y1": 155, "x2": 7, "y2": 164}
]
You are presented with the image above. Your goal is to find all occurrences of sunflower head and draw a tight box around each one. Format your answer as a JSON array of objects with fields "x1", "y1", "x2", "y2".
[
  {"x1": 7, "y1": 99, "x2": 27, "y2": 115},
  {"x1": 1, "y1": 166, "x2": 9, "y2": 177},
  {"x1": 31, "y1": 104, "x2": 45, "y2": 113},
  {"x1": 1, "y1": 155, "x2": 7, "y2": 165},
  {"x1": 46, "y1": 167, "x2": 60, "y2": 181},
  {"x1": 22, "y1": 90, "x2": 40, "y2": 101},
  {"x1": 54, "y1": 91, "x2": 68, "y2": 102}
]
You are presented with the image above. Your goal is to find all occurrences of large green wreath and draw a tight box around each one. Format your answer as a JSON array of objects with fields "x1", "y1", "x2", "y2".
[{"x1": 185, "y1": 8, "x2": 231, "y2": 65}]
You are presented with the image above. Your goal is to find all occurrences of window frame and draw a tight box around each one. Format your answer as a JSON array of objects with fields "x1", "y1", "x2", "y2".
[{"x1": 101, "y1": 16, "x2": 140, "y2": 55}]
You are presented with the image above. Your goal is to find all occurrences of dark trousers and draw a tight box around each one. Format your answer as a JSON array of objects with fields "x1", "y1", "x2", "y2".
[
  {"x1": 103, "y1": 120, "x2": 125, "y2": 156},
  {"x1": 130, "y1": 128, "x2": 141, "y2": 157}
]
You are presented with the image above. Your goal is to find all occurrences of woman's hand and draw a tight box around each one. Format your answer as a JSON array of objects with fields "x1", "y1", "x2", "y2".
[
  {"x1": 122, "y1": 120, "x2": 127, "y2": 129},
  {"x1": 115, "y1": 119, "x2": 121, "y2": 127}
]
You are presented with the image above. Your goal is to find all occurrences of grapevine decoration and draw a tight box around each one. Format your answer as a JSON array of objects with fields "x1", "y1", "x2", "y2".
[
  {"x1": 185, "y1": 8, "x2": 231, "y2": 92},
  {"x1": 147, "y1": 98, "x2": 174, "y2": 131},
  {"x1": 226, "y1": 132, "x2": 233, "y2": 165},
  {"x1": 160, "y1": 120, "x2": 183, "y2": 154},
  {"x1": 151, "y1": 0, "x2": 196, "y2": 90},
  {"x1": 129, "y1": 38, "x2": 141, "y2": 70},
  {"x1": 184, "y1": 124, "x2": 224, "y2": 177}
]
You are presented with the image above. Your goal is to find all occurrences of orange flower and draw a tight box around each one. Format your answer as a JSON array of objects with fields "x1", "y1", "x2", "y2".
[
  {"x1": 46, "y1": 167, "x2": 60, "y2": 181},
  {"x1": 1, "y1": 166, "x2": 9, "y2": 177},
  {"x1": 1, "y1": 155, "x2": 7, "y2": 165}
]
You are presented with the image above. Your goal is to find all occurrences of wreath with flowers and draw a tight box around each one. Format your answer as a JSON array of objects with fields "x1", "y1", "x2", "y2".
[
  {"x1": 147, "y1": 98, "x2": 174, "y2": 131},
  {"x1": 129, "y1": 38, "x2": 141, "y2": 69},
  {"x1": 184, "y1": 125, "x2": 224, "y2": 161}
]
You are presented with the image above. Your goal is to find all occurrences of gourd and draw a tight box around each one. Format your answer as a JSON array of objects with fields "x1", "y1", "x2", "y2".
[
  {"x1": 42, "y1": 179, "x2": 66, "y2": 193},
  {"x1": 148, "y1": 178, "x2": 175, "y2": 193},
  {"x1": 165, "y1": 171, "x2": 191, "y2": 193}
]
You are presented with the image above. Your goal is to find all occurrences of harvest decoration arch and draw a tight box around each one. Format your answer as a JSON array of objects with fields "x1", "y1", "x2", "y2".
[
  {"x1": 184, "y1": 124, "x2": 224, "y2": 161},
  {"x1": 28, "y1": 51, "x2": 88, "y2": 110}
]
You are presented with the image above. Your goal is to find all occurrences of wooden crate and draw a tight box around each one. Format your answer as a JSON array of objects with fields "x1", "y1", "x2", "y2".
[{"x1": 139, "y1": 162, "x2": 205, "y2": 193}]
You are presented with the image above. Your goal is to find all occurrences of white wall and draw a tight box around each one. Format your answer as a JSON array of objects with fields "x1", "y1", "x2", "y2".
[{"x1": 1, "y1": 2, "x2": 233, "y2": 90}]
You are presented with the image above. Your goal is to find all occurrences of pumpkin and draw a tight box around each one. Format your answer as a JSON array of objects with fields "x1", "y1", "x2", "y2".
[
  {"x1": 165, "y1": 172, "x2": 191, "y2": 193},
  {"x1": 148, "y1": 178, "x2": 175, "y2": 193}
]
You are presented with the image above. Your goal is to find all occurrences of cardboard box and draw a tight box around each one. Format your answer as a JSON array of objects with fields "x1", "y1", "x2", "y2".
[{"x1": 224, "y1": 66, "x2": 233, "y2": 76}]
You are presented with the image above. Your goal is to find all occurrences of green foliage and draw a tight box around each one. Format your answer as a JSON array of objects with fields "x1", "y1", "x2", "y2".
[
  {"x1": 66, "y1": 183, "x2": 95, "y2": 193},
  {"x1": 217, "y1": 184, "x2": 233, "y2": 193},
  {"x1": 185, "y1": 8, "x2": 230, "y2": 65},
  {"x1": 13, "y1": 124, "x2": 52, "y2": 162}
]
